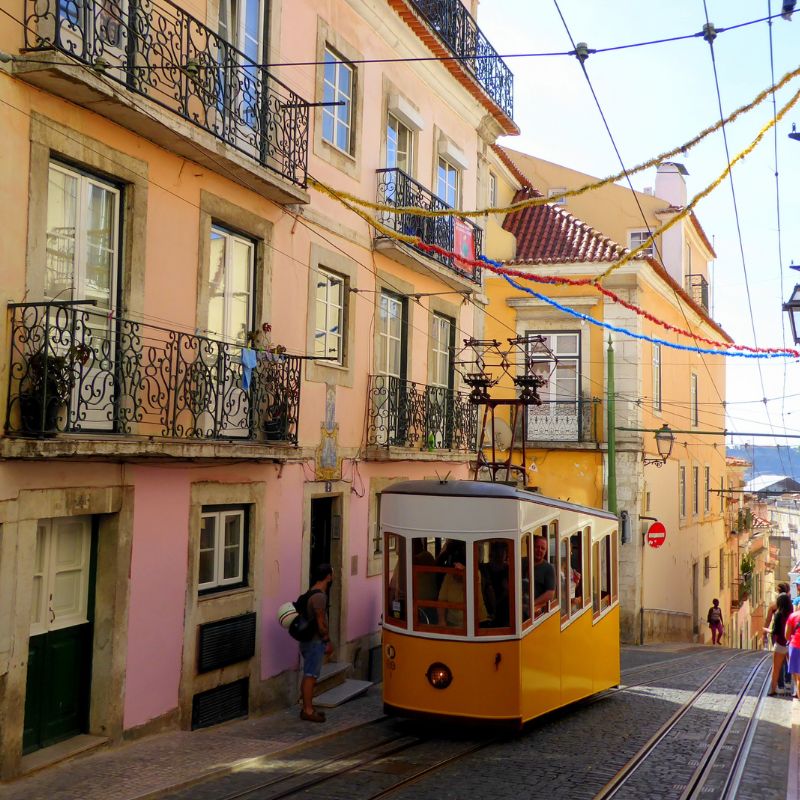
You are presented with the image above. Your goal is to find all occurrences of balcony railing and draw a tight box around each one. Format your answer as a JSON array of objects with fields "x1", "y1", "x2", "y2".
[
  {"x1": 23, "y1": 0, "x2": 309, "y2": 186},
  {"x1": 366, "y1": 374, "x2": 477, "y2": 451},
  {"x1": 375, "y1": 168, "x2": 483, "y2": 284},
  {"x1": 524, "y1": 398, "x2": 599, "y2": 443},
  {"x1": 5, "y1": 302, "x2": 301, "y2": 444},
  {"x1": 685, "y1": 273, "x2": 709, "y2": 312},
  {"x1": 410, "y1": 0, "x2": 513, "y2": 118}
]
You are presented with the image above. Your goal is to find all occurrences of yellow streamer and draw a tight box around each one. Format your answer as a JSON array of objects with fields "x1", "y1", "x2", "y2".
[{"x1": 308, "y1": 64, "x2": 800, "y2": 219}]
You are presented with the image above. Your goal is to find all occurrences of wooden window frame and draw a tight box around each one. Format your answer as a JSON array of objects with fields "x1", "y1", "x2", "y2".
[{"x1": 198, "y1": 506, "x2": 249, "y2": 594}]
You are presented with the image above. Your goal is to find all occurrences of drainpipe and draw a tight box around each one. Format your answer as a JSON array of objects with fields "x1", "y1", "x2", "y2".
[
  {"x1": 607, "y1": 336, "x2": 617, "y2": 514},
  {"x1": 639, "y1": 515, "x2": 658, "y2": 645}
]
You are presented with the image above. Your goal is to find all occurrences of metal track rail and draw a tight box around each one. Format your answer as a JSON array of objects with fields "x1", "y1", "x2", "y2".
[{"x1": 593, "y1": 654, "x2": 769, "y2": 799}]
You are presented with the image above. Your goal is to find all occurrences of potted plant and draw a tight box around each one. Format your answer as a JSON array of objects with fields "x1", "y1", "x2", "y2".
[{"x1": 19, "y1": 343, "x2": 91, "y2": 434}]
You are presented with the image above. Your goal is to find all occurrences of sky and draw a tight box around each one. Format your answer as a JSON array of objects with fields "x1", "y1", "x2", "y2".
[{"x1": 479, "y1": 0, "x2": 800, "y2": 451}]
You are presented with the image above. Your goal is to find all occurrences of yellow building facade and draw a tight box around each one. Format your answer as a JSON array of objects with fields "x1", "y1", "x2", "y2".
[{"x1": 483, "y1": 147, "x2": 731, "y2": 644}]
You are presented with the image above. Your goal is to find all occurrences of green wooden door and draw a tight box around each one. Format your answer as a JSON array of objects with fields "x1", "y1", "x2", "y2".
[{"x1": 22, "y1": 517, "x2": 95, "y2": 754}]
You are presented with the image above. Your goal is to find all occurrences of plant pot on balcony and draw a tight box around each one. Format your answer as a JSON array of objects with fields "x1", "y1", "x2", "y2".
[{"x1": 19, "y1": 391, "x2": 63, "y2": 436}]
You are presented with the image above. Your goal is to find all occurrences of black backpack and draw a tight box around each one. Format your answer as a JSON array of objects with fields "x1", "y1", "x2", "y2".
[{"x1": 288, "y1": 588, "x2": 322, "y2": 642}]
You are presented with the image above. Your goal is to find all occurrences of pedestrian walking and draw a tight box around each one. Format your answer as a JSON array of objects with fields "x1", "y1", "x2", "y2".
[
  {"x1": 707, "y1": 598, "x2": 724, "y2": 645},
  {"x1": 785, "y1": 596, "x2": 800, "y2": 699},
  {"x1": 766, "y1": 592, "x2": 792, "y2": 696},
  {"x1": 298, "y1": 563, "x2": 334, "y2": 723},
  {"x1": 766, "y1": 582, "x2": 791, "y2": 690}
]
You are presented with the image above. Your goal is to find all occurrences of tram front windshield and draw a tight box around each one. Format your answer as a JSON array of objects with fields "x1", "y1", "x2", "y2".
[{"x1": 385, "y1": 534, "x2": 515, "y2": 636}]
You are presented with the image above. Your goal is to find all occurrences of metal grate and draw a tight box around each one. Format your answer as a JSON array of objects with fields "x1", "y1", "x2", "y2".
[
  {"x1": 191, "y1": 678, "x2": 249, "y2": 730},
  {"x1": 197, "y1": 613, "x2": 256, "y2": 673}
]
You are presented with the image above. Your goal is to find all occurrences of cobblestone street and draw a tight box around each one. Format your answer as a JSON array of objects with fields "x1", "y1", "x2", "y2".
[{"x1": 1, "y1": 644, "x2": 797, "y2": 800}]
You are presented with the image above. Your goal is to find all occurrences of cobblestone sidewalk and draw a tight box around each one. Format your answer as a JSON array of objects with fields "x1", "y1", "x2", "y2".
[{"x1": 0, "y1": 688, "x2": 385, "y2": 800}]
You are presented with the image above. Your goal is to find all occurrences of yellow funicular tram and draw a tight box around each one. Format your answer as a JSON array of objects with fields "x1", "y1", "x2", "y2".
[{"x1": 381, "y1": 479, "x2": 620, "y2": 726}]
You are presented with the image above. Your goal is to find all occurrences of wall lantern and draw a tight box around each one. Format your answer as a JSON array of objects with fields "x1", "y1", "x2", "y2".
[
  {"x1": 783, "y1": 284, "x2": 800, "y2": 344},
  {"x1": 643, "y1": 424, "x2": 674, "y2": 467}
]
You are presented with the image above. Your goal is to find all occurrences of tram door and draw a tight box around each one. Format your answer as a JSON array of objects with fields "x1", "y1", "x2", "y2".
[{"x1": 309, "y1": 497, "x2": 341, "y2": 651}]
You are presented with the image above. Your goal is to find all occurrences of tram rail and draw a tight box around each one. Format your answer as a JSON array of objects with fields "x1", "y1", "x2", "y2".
[{"x1": 593, "y1": 653, "x2": 770, "y2": 800}]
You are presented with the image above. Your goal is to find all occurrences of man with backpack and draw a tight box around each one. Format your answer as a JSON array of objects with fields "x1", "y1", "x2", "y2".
[{"x1": 298, "y1": 563, "x2": 334, "y2": 722}]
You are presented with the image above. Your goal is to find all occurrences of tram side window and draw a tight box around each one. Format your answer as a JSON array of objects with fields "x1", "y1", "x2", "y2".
[
  {"x1": 592, "y1": 540, "x2": 601, "y2": 616},
  {"x1": 411, "y1": 536, "x2": 439, "y2": 626},
  {"x1": 548, "y1": 521, "x2": 559, "y2": 611},
  {"x1": 534, "y1": 530, "x2": 556, "y2": 619},
  {"x1": 385, "y1": 533, "x2": 407, "y2": 627},
  {"x1": 435, "y1": 539, "x2": 468, "y2": 633},
  {"x1": 600, "y1": 534, "x2": 611, "y2": 611},
  {"x1": 612, "y1": 531, "x2": 619, "y2": 602},
  {"x1": 475, "y1": 538, "x2": 514, "y2": 632},
  {"x1": 562, "y1": 532, "x2": 584, "y2": 617},
  {"x1": 521, "y1": 533, "x2": 532, "y2": 627}
]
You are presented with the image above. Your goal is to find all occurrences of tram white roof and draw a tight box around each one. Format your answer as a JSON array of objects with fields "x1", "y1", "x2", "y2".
[{"x1": 381, "y1": 480, "x2": 617, "y2": 538}]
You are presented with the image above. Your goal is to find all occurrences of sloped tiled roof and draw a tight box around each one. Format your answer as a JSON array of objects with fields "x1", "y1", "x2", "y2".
[{"x1": 502, "y1": 188, "x2": 630, "y2": 264}]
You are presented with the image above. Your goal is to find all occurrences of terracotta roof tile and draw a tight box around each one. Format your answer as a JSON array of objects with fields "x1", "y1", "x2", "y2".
[{"x1": 502, "y1": 188, "x2": 629, "y2": 264}]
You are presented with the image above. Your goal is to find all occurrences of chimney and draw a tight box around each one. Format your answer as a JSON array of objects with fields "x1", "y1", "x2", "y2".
[{"x1": 655, "y1": 162, "x2": 688, "y2": 207}]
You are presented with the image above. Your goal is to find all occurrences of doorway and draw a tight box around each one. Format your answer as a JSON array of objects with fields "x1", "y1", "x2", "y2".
[
  {"x1": 23, "y1": 516, "x2": 97, "y2": 754},
  {"x1": 691, "y1": 562, "x2": 699, "y2": 637},
  {"x1": 309, "y1": 497, "x2": 342, "y2": 650}
]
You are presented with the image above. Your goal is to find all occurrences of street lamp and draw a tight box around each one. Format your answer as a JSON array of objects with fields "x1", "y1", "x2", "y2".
[
  {"x1": 783, "y1": 284, "x2": 800, "y2": 344},
  {"x1": 643, "y1": 424, "x2": 674, "y2": 467}
]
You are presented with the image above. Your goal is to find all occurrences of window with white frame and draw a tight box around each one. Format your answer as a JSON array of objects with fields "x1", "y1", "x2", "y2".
[
  {"x1": 527, "y1": 332, "x2": 580, "y2": 401},
  {"x1": 199, "y1": 506, "x2": 248, "y2": 592},
  {"x1": 314, "y1": 268, "x2": 346, "y2": 365},
  {"x1": 46, "y1": 161, "x2": 121, "y2": 312},
  {"x1": 693, "y1": 465, "x2": 699, "y2": 515},
  {"x1": 679, "y1": 466, "x2": 687, "y2": 518},
  {"x1": 652, "y1": 343, "x2": 662, "y2": 412},
  {"x1": 377, "y1": 291, "x2": 405, "y2": 379},
  {"x1": 386, "y1": 113, "x2": 413, "y2": 173},
  {"x1": 430, "y1": 313, "x2": 454, "y2": 388},
  {"x1": 322, "y1": 48, "x2": 354, "y2": 153},
  {"x1": 489, "y1": 172, "x2": 498, "y2": 207},
  {"x1": 437, "y1": 157, "x2": 459, "y2": 207},
  {"x1": 548, "y1": 187, "x2": 567, "y2": 205},
  {"x1": 629, "y1": 229, "x2": 655, "y2": 257},
  {"x1": 208, "y1": 225, "x2": 254, "y2": 345},
  {"x1": 704, "y1": 466, "x2": 711, "y2": 513},
  {"x1": 691, "y1": 373, "x2": 699, "y2": 426}
]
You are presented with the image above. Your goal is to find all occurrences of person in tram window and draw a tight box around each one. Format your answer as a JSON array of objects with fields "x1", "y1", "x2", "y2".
[
  {"x1": 706, "y1": 598, "x2": 724, "y2": 645},
  {"x1": 437, "y1": 540, "x2": 489, "y2": 629},
  {"x1": 533, "y1": 535, "x2": 555, "y2": 617},
  {"x1": 412, "y1": 537, "x2": 438, "y2": 625},
  {"x1": 480, "y1": 540, "x2": 510, "y2": 628}
]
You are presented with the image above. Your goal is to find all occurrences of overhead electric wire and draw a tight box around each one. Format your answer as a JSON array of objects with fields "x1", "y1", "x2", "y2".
[
  {"x1": 552, "y1": 0, "x2": 728, "y2": 419},
  {"x1": 700, "y1": 0, "x2": 790, "y2": 473}
]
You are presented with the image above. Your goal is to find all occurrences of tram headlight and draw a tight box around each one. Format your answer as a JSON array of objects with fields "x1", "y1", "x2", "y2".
[{"x1": 426, "y1": 662, "x2": 453, "y2": 689}]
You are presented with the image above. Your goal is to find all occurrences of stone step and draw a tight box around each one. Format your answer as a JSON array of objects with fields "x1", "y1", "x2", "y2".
[
  {"x1": 312, "y1": 661, "x2": 350, "y2": 696},
  {"x1": 314, "y1": 679, "x2": 373, "y2": 708}
]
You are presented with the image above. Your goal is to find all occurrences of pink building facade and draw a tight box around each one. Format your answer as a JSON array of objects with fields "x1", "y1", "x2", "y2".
[{"x1": 0, "y1": 0, "x2": 515, "y2": 777}]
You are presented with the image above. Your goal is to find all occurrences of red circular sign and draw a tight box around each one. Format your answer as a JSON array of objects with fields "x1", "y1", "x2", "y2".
[{"x1": 647, "y1": 522, "x2": 667, "y2": 549}]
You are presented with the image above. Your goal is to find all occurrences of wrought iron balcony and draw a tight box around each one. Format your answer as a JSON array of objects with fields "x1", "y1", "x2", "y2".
[
  {"x1": 524, "y1": 398, "x2": 599, "y2": 443},
  {"x1": 375, "y1": 168, "x2": 483, "y2": 284},
  {"x1": 685, "y1": 273, "x2": 709, "y2": 312},
  {"x1": 5, "y1": 302, "x2": 301, "y2": 443},
  {"x1": 23, "y1": 0, "x2": 309, "y2": 186},
  {"x1": 410, "y1": 0, "x2": 513, "y2": 118},
  {"x1": 366, "y1": 374, "x2": 477, "y2": 451}
]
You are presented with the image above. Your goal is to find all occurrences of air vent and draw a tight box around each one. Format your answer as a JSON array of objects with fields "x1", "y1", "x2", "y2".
[
  {"x1": 197, "y1": 612, "x2": 256, "y2": 673},
  {"x1": 191, "y1": 678, "x2": 249, "y2": 730}
]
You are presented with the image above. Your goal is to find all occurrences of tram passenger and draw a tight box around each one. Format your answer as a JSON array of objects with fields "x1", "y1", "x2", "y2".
[
  {"x1": 480, "y1": 540, "x2": 510, "y2": 628},
  {"x1": 533, "y1": 535, "x2": 555, "y2": 617},
  {"x1": 412, "y1": 538, "x2": 438, "y2": 625},
  {"x1": 437, "y1": 540, "x2": 489, "y2": 629}
]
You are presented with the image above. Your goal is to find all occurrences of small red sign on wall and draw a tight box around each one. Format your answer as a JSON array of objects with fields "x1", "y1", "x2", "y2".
[
  {"x1": 647, "y1": 521, "x2": 667, "y2": 549},
  {"x1": 453, "y1": 219, "x2": 475, "y2": 276}
]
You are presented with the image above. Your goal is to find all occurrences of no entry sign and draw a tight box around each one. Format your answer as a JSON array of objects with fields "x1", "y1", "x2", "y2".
[{"x1": 647, "y1": 522, "x2": 667, "y2": 549}]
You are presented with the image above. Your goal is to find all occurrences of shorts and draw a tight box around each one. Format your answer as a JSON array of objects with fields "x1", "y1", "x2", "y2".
[
  {"x1": 299, "y1": 639, "x2": 326, "y2": 679},
  {"x1": 773, "y1": 643, "x2": 789, "y2": 655}
]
